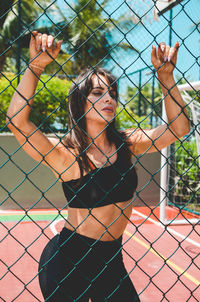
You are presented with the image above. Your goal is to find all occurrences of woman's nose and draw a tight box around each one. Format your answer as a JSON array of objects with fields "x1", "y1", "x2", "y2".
[{"x1": 104, "y1": 91, "x2": 112, "y2": 103}]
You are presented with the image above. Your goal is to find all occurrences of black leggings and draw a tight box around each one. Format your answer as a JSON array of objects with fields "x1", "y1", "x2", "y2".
[{"x1": 39, "y1": 228, "x2": 140, "y2": 302}]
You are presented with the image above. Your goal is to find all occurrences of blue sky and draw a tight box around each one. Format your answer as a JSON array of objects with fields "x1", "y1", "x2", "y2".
[
  {"x1": 41, "y1": 0, "x2": 200, "y2": 92},
  {"x1": 104, "y1": 0, "x2": 200, "y2": 93}
]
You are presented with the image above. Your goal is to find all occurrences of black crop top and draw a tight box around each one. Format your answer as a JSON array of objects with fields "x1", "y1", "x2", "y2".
[{"x1": 62, "y1": 146, "x2": 138, "y2": 209}]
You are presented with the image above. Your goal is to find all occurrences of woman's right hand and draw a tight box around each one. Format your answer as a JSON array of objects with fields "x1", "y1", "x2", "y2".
[{"x1": 29, "y1": 31, "x2": 62, "y2": 69}]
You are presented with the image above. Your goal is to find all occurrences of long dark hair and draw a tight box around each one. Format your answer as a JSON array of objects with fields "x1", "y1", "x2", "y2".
[{"x1": 64, "y1": 67, "x2": 132, "y2": 175}]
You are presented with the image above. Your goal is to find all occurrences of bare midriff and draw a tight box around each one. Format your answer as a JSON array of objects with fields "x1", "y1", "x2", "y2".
[{"x1": 64, "y1": 199, "x2": 133, "y2": 241}]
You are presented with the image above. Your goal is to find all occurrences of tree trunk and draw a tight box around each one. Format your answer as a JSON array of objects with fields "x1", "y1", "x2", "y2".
[
  {"x1": 0, "y1": 52, "x2": 7, "y2": 73},
  {"x1": 0, "y1": 0, "x2": 15, "y2": 28}
]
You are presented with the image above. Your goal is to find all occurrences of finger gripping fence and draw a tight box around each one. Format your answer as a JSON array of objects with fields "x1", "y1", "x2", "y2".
[{"x1": 0, "y1": 1, "x2": 200, "y2": 301}]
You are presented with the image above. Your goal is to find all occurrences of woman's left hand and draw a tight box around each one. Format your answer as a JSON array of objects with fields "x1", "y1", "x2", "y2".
[{"x1": 151, "y1": 41, "x2": 179, "y2": 77}]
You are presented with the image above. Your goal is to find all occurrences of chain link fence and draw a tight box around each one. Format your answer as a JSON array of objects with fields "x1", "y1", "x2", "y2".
[{"x1": 0, "y1": 0, "x2": 200, "y2": 301}]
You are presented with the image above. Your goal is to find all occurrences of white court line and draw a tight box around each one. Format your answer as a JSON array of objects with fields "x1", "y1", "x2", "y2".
[
  {"x1": 49, "y1": 211, "x2": 200, "y2": 287},
  {"x1": 49, "y1": 209, "x2": 200, "y2": 248},
  {"x1": 50, "y1": 218, "x2": 63, "y2": 236},
  {"x1": 132, "y1": 208, "x2": 200, "y2": 248}
]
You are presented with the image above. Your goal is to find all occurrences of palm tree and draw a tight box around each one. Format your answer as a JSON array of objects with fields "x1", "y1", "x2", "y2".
[
  {"x1": 0, "y1": 0, "x2": 139, "y2": 75},
  {"x1": 126, "y1": 81, "x2": 162, "y2": 126},
  {"x1": 0, "y1": 0, "x2": 57, "y2": 72},
  {"x1": 63, "y1": 0, "x2": 139, "y2": 74}
]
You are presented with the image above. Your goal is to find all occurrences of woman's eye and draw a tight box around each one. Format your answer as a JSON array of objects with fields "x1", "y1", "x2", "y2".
[
  {"x1": 93, "y1": 91, "x2": 102, "y2": 96},
  {"x1": 92, "y1": 90, "x2": 116, "y2": 99}
]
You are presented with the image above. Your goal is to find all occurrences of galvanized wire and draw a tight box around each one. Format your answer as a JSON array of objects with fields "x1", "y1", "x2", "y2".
[{"x1": 0, "y1": 0, "x2": 200, "y2": 301}]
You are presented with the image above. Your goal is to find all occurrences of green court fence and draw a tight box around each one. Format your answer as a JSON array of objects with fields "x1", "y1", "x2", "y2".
[{"x1": 0, "y1": 0, "x2": 200, "y2": 301}]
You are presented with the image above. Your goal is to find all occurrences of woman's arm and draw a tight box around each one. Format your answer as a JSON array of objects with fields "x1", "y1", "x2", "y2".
[
  {"x1": 126, "y1": 41, "x2": 190, "y2": 155},
  {"x1": 6, "y1": 32, "x2": 68, "y2": 170}
]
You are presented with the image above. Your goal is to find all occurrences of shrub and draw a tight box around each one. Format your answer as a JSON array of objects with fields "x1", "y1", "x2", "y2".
[
  {"x1": 0, "y1": 72, "x2": 72, "y2": 132},
  {"x1": 115, "y1": 105, "x2": 151, "y2": 130},
  {"x1": 173, "y1": 139, "x2": 200, "y2": 208},
  {"x1": 1, "y1": 72, "x2": 152, "y2": 133}
]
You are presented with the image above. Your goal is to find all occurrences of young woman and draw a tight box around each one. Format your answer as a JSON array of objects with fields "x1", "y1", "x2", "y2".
[{"x1": 6, "y1": 31, "x2": 190, "y2": 301}]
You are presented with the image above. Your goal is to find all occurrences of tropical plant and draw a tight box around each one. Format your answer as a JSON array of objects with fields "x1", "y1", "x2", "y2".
[
  {"x1": 0, "y1": 0, "x2": 63, "y2": 73},
  {"x1": 125, "y1": 81, "x2": 162, "y2": 126},
  {"x1": 115, "y1": 105, "x2": 151, "y2": 130},
  {"x1": 1, "y1": 72, "x2": 150, "y2": 132},
  {"x1": 0, "y1": 72, "x2": 71, "y2": 132},
  {"x1": 172, "y1": 139, "x2": 200, "y2": 209},
  {"x1": 61, "y1": 0, "x2": 139, "y2": 74},
  {"x1": 0, "y1": 0, "x2": 139, "y2": 75}
]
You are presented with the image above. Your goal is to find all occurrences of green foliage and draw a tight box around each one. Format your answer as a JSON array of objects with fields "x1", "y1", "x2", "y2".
[
  {"x1": 1, "y1": 72, "x2": 148, "y2": 132},
  {"x1": 1, "y1": 0, "x2": 139, "y2": 75},
  {"x1": 65, "y1": 0, "x2": 138, "y2": 74},
  {"x1": 174, "y1": 139, "x2": 200, "y2": 206},
  {"x1": 0, "y1": 0, "x2": 55, "y2": 70},
  {"x1": 126, "y1": 82, "x2": 162, "y2": 125},
  {"x1": 176, "y1": 139, "x2": 199, "y2": 180},
  {"x1": 0, "y1": 73, "x2": 17, "y2": 130},
  {"x1": 45, "y1": 53, "x2": 74, "y2": 76},
  {"x1": 115, "y1": 105, "x2": 151, "y2": 130},
  {"x1": 0, "y1": 73, "x2": 72, "y2": 132},
  {"x1": 0, "y1": 1, "x2": 15, "y2": 28}
]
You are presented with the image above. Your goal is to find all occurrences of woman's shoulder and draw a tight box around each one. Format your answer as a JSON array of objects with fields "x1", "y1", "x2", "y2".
[
  {"x1": 122, "y1": 128, "x2": 144, "y2": 145},
  {"x1": 46, "y1": 136, "x2": 81, "y2": 181},
  {"x1": 46, "y1": 135, "x2": 78, "y2": 164},
  {"x1": 121, "y1": 128, "x2": 141, "y2": 137},
  {"x1": 47, "y1": 135, "x2": 75, "y2": 151},
  {"x1": 120, "y1": 128, "x2": 143, "y2": 156}
]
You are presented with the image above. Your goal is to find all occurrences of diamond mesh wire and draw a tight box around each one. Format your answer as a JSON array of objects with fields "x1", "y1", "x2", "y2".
[{"x1": 0, "y1": 0, "x2": 200, "y2": 301}]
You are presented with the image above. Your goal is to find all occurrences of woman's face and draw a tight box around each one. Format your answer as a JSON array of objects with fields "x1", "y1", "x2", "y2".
[{"x1": 84, "y1": 74, "x2": 118, "y2": 125}]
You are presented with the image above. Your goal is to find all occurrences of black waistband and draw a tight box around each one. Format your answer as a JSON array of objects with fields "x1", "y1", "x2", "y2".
[{"x1": 60, "y1": 227, "x2": 122, "y2": 248}]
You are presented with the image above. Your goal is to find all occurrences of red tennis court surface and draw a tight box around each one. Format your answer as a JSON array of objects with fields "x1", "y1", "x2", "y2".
[{"x1": 0, "y1": 206, "x2": 199, "y2": 301}]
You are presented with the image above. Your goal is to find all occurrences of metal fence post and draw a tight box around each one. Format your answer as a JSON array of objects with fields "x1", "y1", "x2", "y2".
[{"x1": 17, "y1": 0, "x2": 21, "y2": 84}]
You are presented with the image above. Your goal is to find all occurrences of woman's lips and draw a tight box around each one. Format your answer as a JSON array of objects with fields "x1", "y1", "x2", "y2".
[{"x1": 102, "y1": 107, "x2": 114, "y2": 113}]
